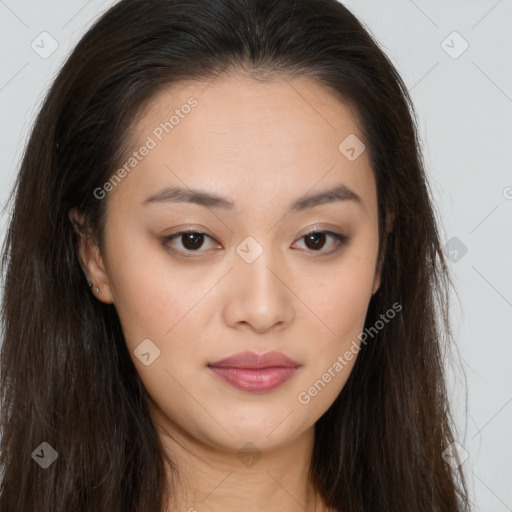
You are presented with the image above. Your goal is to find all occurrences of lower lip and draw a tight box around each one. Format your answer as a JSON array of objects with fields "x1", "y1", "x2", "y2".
[{"x1": 207, "y1": 366, "x2": 299, "y2": 392}]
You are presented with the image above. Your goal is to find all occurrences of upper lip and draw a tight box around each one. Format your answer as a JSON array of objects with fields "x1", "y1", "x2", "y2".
[{"x1": 208, "y1": 351, "x2": 301, "y2": 369}]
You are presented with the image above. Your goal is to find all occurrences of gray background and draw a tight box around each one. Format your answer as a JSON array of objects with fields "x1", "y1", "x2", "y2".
[{"x1": 1, "y1": 1, "x2": 511, "y2": 510}]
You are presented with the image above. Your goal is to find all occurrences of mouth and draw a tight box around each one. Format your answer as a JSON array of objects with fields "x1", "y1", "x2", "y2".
[{"x1": 207, "y1": 351, "x2": 301, "y2": 393}]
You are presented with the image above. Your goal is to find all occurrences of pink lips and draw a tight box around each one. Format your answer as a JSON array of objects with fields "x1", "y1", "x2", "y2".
[{"x1": 207, "y1": 351, "x2": 301, "y2": 393}]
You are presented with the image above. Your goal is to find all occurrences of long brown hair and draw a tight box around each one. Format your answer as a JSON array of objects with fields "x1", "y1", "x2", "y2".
[{"x1": 0, "y1": 0, "x2": 469, "y2": 510}]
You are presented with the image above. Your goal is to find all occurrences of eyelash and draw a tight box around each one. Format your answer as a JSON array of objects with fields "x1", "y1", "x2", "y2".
[{"x1": 162, "y1": 229, "x2": 349, "y2": 258}]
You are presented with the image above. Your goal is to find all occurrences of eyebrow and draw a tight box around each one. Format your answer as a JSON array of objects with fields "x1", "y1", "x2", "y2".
[{"x1": 142, "y1": 183, "x2": 363, "y2": 213}]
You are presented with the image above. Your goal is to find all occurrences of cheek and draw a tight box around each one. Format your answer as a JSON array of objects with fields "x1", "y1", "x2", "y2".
[
  {"x1": 293, "y1": 246, "x2": 376, "y2": 386},
  {"x1": 103, "y1": 226, "x2": 204, "y2": 348},
  {"x1": 298, "y1": 249, "x2": 376, "y2": 337}
]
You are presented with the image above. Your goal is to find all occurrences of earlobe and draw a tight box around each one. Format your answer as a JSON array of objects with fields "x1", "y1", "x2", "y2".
[
  {"x1": 69, "y1": 208, "x2": 114, "y2": 304},
  {"x1": 81, "y1": 243, "x2": 114, "y2": 304}
]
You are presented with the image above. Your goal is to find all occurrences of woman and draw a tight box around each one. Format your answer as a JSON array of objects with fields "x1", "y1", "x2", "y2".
[{"x1": 0, "y1": 0, "x2": 470, "y2": 510}]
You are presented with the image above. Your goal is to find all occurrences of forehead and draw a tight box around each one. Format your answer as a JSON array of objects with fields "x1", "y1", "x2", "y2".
[
  {"x1": 110, "y1": 71, "x2": 376, "y2": 217},
  {"x1": 134, "y1": 72, "x2": 363, "y2": 148}
]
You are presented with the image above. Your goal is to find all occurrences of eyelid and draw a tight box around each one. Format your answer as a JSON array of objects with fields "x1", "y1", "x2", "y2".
[
  {"x1": 162, "y1": 228, "x2": 349, "y2": 257},
  {"x1": 163, "y1": 230, "x2": 219, "y2": 255},
  {"x1": 291, "y1": 229, "x2": 348, "y2": 255}
]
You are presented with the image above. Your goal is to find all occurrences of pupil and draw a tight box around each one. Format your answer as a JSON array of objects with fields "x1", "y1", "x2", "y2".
[
  {"x1": 179, "y1": 233, "x2": 328, "y2": 252},
  {"x1": 305, "y1": 233, "x2": 325, "y2": 250},
  {"x1": 183, "y1": 233, "x2": 203, "y2": 250}
]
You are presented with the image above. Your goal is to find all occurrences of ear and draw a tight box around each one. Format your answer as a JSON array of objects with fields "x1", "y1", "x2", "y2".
[
  {"x1": 372, "y1": 209, "x2": 395, "y2": 295},
  {"x1": 69, "y1": 208, "x2": 114, "y2": 304}
]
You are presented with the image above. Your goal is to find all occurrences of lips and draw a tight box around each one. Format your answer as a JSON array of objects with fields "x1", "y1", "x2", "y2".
[
  {"x1": 208, "y1": 350, "x2": 300, "y2": 369},
  {"x1": 207, "y1": 351, "x2": 301, "y2": 392}
]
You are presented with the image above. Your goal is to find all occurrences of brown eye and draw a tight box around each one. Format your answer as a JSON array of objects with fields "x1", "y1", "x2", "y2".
[
  {"x1": 163, "y1": 231, "x2": 218, "y2": 255},
  {"x1": 163, "y1": 229, "x2": 348, "y2": 258},
  {"x1": 304, "y1": 232, "x2": 328, "y2": 250},
  {"x1": 180, "y1": 232, "x2": 206, "y2": 250},
  {"x1": 293, "y1": 230, "x2": 348, "y2": 255}
]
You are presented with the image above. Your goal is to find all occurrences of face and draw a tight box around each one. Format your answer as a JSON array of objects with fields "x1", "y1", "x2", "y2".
[{"x1": 79, "y1": 72, "x2": 382, "y2": 453}]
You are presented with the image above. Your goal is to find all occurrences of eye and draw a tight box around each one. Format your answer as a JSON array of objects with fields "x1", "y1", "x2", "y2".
[
  {"x1": 292, "y1": 230, "x2": 348, "y2": 255},
  {"x1": 162, "y1": 229, "x2": 349, "y2": 257},
  {"x1": 163, "y1": 230, "x2": 219, "y2": 255}
]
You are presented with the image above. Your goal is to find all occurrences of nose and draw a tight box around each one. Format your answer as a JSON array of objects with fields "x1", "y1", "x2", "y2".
[{"x1": 222, "y1": 246, "x2": 295, "y2": 334}]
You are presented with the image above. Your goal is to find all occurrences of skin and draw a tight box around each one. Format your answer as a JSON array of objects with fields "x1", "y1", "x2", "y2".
[{"x1": 74, "y1": 71, "x2": 384, "y2": 512}]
